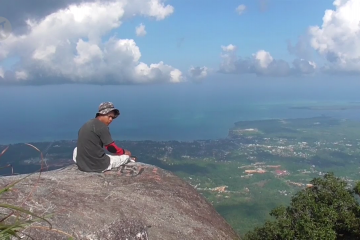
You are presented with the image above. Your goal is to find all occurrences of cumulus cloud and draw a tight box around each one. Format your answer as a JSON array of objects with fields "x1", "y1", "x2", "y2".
[
  {"x1": 1, "y1": 0, "x2": 174, "y2": 32},
  {"x1": 136, "y1": 23, "x2": 147, "y2": 37},
  {"x1": 308, "y1": 0, "x2": 360, "y2": 73},
  {"x1": 188, "y1": 66, "x2": 210, "y2": 81},
  {"x1": 236, "y1": 5, "x2": 247, "y2": 15},
  {"x1": 0, "y1": 0, "x2": 92, "y2": 35},
  {"x1": 219, "y1": 44, "x2": 316, "y2": 76},
  {"x1": 0, "y1": 0, "x2": 183, "y2": 85},
  {"x1": 221, "y1": 44, "x2": 237, "y2": 52}
]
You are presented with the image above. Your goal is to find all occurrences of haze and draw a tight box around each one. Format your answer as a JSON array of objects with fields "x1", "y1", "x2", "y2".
[{"x1": 0, "y1": 0, "x2": 360, "y2": 143}]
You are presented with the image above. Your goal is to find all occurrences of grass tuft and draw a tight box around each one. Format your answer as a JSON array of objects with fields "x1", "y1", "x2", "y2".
[{"x1": 0, "y1": 144, "x2": 74, "y2": 239}]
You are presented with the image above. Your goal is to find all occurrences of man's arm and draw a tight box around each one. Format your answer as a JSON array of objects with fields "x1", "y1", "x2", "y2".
[
  {"x1": 105, "y1": 142, "x2": 125, "y2": 155},
  {"x1": 100, "y1": 126, "x2": 131, "y2": 156}
]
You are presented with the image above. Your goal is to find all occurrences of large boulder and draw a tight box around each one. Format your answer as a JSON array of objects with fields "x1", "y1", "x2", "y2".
[{"x1": 0, "y1": 163, "x2": 240, "y2": 239}]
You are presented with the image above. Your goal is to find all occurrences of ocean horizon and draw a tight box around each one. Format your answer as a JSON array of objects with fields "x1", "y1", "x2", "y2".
[{"x1": 1, "y1": 80, "x2": 360, "y2": 145}]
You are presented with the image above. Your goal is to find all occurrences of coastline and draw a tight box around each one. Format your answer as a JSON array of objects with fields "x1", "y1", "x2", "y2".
[
  {"x1": 0, "y1": 115, "x2": 357, "y2": 146},
  {"x1": 2, "y1": 101, "x2": 360, "y2": 145}
]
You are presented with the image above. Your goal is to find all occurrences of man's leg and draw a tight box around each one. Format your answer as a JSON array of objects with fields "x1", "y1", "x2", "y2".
[
  {"x1": 72, "y1": 147, "x2": 77, "y2": 163},
  {"x1": 105, "y1": 154, "x2": 132, "y2": 171}
]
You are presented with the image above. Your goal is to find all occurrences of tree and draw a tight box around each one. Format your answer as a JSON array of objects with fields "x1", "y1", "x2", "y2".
[{"x1": 244, "y1": 173, "x2": 360, "y2": 240}]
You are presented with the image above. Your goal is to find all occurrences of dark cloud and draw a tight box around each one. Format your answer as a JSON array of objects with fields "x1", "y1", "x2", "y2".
[
  {"x1": 0, "y1": 0, "x2": 98, "y2": 34},
  {"x1": 188, "y1": 66, "x2": 209, "y2": 81},
  {"x1": 189, "y1": 66, "x2": 203, "y2": 76}
]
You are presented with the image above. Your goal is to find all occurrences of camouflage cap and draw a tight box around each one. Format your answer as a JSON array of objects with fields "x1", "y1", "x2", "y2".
[{"x1": 96, "y1": 102, "x2": 120, "y2": 117}]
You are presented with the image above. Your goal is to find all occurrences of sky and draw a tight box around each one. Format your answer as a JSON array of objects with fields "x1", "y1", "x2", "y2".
[{"x1": 0, "y1": 0, "x2": 359, "y2": 85}]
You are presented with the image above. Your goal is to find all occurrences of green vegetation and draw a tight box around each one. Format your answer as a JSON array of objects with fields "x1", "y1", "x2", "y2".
[
  {"x1": 2, "y1": 116, "x2": 360, "y2": 237},
  {"x1": 0, "y1": 145, "x2": 74, "y2": 239},
  {"x1": 0, "y1": 175, "x2": 52, "y2": 239},
  {"x1": 0, "y1": 146, "x2": 50, "y2": 239},
  {"x1": 244, "y1": 173, "x2": 360, "y2": 240}
]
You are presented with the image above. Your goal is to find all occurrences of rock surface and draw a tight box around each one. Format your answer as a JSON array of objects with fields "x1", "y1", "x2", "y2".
[{"x1": 0, "y1": 163, "x2": 240, "y2": 240}]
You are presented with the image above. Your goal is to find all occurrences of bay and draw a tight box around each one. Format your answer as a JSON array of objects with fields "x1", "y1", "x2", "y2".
[{"x1": 1, "y1": 79, "x2": 360, "y2": 144}]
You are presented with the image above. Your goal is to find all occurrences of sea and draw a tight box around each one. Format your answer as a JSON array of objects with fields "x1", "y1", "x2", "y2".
[{"x1": 1, "y1": 78, "x2": 360, "y2": 145}]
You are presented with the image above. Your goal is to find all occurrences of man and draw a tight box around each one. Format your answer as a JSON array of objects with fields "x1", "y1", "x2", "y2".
[{"x1": 73, "y1": 102, "x2": 135, "y2": 173}]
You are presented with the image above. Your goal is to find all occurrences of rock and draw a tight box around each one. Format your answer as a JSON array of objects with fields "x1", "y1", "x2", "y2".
[{"x1": 0, "y1": 163, "x2": 240, "y2": 240}]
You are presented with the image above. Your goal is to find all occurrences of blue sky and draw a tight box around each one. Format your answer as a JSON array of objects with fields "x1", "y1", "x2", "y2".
[
  {"x1": 0, "y1": 0, "x2": 358, "y2": 84},
  {"x1": 2, "y1": 0, "x2": 360, "y2": 144},
  {"x1": 131, "y1": 0, "x2": 333, "y2": 68}
]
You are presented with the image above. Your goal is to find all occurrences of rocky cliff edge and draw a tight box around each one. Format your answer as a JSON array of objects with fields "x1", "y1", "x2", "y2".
[{"x1": 0, "y1": 163, "x2": 240, "y2": 240}]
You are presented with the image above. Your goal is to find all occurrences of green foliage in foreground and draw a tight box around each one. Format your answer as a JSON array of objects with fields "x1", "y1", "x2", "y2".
[
  {"x1": 244, "y1": 173, "x2": 360, "y2": 240},
  {"x1": 0, "y1": 174, "x2": 52, "y2": 239}
]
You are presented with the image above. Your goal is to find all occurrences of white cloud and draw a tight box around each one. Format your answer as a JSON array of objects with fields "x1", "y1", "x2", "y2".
[
  {"x1": 141, "y1": 0, "x2": 174, "y2": 20},
  {"x1": 308, "y1": 0, "x2": 360, "y2": 73},
  {"x1": 32, "y1": 45, "x2": 57, "y2": 61},
  {"x1": 220, "y1": 44, "x2": 239, "y2": 73},
  {"x1": 136, "y1": 23, "x2": 147, "y2": 37},
  {"x1": 135, "y1": 61, "x2": 183, "y2": 83},
  {"x1": 0, "y1": 0, "x2": 182, "y2": 84},
  {"x1": 221, "y1": 44, "x2": 237, "y2": 52},
  {"x1": 15, "y1": 70, "x2": 28, "y2": 80},
  {"x1": 254, "y1": 50, "x2": 273, "y2": 68},
  {"x1": 0, "y1": 67, "x2": 4, "y2": 78},
  {"x1": 219, "y1": 44, "x2": 316, "y2": 76},
  {"x1": 236, "y1": 4, "x2": 247, "y2": 15},
  {"x1": 73, "y1": 40, "x2": 103, "y2": 65},
  {"x1": 188, "y1": 66, "x2": 210, "y2": 81}
]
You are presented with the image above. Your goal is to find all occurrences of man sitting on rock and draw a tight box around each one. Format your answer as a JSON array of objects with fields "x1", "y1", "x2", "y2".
[{"x1": 72, "y1": 102, "x2": 136, "y2": 173}]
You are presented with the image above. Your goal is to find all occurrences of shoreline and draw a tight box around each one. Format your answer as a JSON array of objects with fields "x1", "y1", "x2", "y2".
[
  {"x1": 2, "y1": 101, "x2": 360, "y2": 145},
  {"x1": 0, "y1": 115, "x2": 354, "y2": 146}
]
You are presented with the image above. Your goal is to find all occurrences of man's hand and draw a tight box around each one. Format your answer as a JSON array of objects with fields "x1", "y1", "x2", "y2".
[{"x1": 124, "y1": 149, "x2": 131, "y2": 156}]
